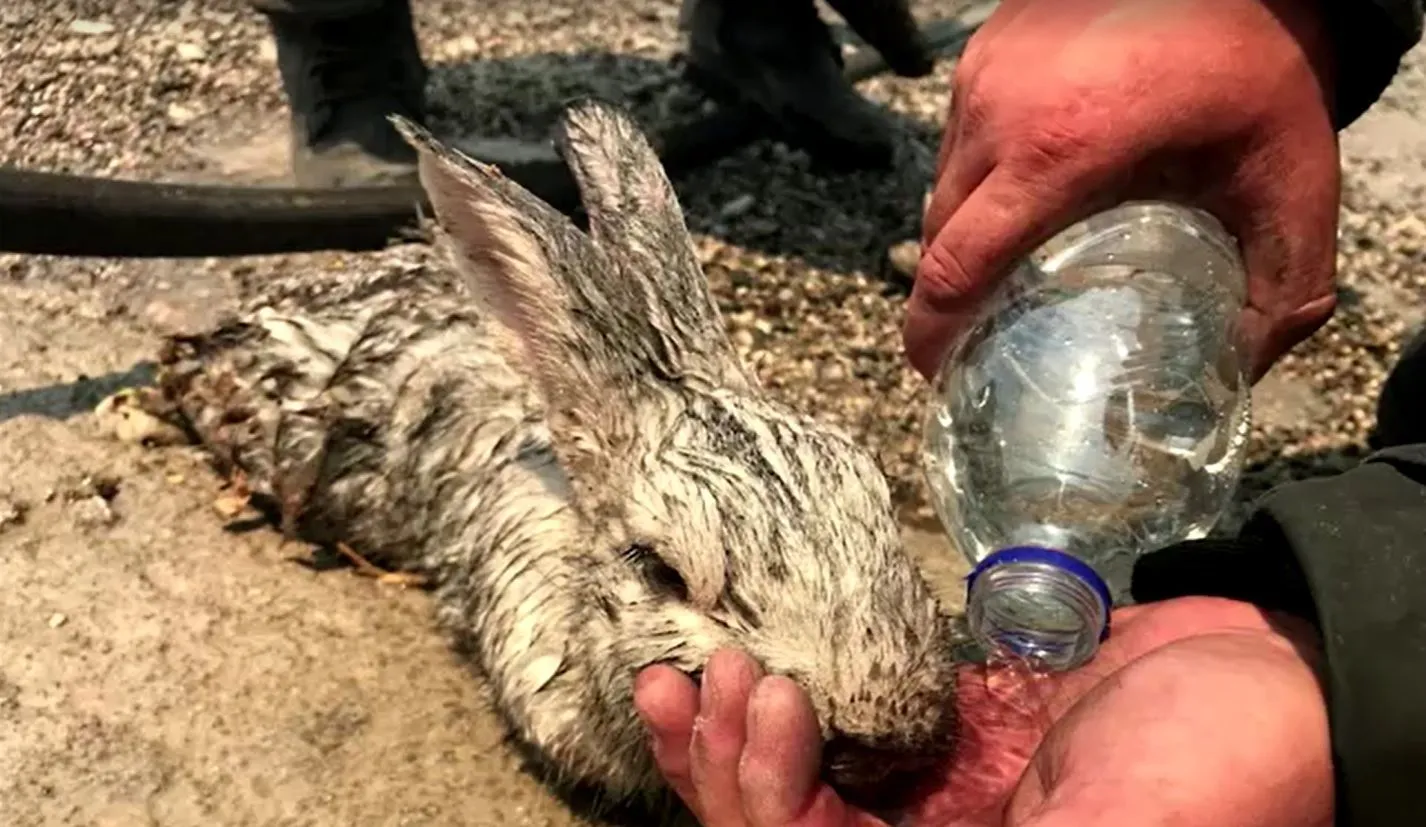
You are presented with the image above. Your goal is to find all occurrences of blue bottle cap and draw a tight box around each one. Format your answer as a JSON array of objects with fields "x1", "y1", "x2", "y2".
[{"x1": 965, "y1": 546, "x2": 1113, "y2": 641}]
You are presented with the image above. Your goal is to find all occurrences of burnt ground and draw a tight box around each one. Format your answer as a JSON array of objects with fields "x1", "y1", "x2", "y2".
[{"x1": 1, "y1": 1, "x2": 1424, "y2": 824}]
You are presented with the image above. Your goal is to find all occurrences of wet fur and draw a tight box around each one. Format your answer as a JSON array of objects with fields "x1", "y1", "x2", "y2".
[{"x1": 154, "y1": 100, "x2": 961, "y2": 812}]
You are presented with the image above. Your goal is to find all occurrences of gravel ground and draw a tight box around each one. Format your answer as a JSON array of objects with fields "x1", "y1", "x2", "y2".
[{"x1": 1, "y1": 0, "x2": 1424, "y2": 824}]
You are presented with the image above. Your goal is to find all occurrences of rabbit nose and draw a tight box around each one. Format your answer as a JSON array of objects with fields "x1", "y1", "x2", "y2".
[{"x1": 821, "y1": 733, "x2": 943, "y2": 810}]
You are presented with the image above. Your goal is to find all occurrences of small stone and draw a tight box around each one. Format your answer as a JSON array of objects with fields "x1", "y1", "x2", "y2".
[
  {"x1": 166, "y1": 103, "x2": 197, "y2": 126},
  {"x1": 175, "y1": 42, "x2": 207, "y2": 61},
  {"x1": 719, "y1": 194, "x2": 756, "y2": 219},
  {"x1": 213, "y1": 492, "x2": 252, "y2": 520},
  {"x1": 98, "y1": 38, "x2": 124, "y2": 58},
  {"x1": 68, "y1": 19, "x2": 115, "y2": 35},
  {"x1": 885, "y1": 239, "x2": 921, "y2": 283},
  {"x1": 0, "y1": 497, "x2": 25, "y2": 531},
  {"x1": 818, "y1": 361, "x2": 848, "y2": 382},
  {"x1": 70, "y1": 495, "x2": 117, "y2": 528},
  {"x1": 47, "y1": 613, "x2": 68, "y2": 629},
  {"x1": 142, "y1": 298, "x2": 205, "y2": 335}
]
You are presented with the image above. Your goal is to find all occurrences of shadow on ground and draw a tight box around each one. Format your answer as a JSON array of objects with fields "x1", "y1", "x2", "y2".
[{"x1": 0, "y1": 362, "x2": 157, "y2": 425}]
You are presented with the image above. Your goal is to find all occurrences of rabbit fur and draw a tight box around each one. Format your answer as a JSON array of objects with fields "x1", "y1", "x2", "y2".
[{"x1": 152, "y1": 99, "x2": 962, "y2": 811}]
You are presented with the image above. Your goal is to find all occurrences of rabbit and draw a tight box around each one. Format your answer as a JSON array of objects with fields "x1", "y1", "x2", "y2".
[{"x1": 150, "y1": 99, "x2": 963, "y2": 815}]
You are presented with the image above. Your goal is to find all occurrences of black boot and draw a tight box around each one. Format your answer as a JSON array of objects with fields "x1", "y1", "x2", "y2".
[
  {"x1": 821, "y1": 0, "x2": 935, "y2": 79},
  {"x1": 683, "y1": 0, "x2": 900, "y2": 170},
  {"x1": 1371, "y1": 322, "x2": 1426, "y2": 450},
  {"x1": 259, "y1": 0, "x2": 427, "y2": 187}
]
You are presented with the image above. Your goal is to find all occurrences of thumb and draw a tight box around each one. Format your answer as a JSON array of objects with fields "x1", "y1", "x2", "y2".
[
  {"x1": 904, "y1": 163, "x2": 1114, "y2": 378},
  {"x1": 1220, "y1": 174, "x2": 1340, "y2": 383}
]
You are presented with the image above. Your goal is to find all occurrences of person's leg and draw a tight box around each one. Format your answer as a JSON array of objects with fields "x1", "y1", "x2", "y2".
[
  {"x1": 248, "y1": 0, "x2": 427, "y2": 187},
  {"x1": 681, "y1": 0, "x2": 905, "y2": 169},
  {"x1": 1371, "y1": 322, "x2": 1426, "y2": 450}
]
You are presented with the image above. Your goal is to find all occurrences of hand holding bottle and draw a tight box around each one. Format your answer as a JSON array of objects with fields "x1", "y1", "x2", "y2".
[{"x1": 904, "y1": 0, "x2": 1342, "y2": 384}]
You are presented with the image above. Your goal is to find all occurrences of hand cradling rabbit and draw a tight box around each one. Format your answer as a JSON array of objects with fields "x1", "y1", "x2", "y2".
[{"x1": 148, "y1": 99, "x2": 964, "y2": 817}]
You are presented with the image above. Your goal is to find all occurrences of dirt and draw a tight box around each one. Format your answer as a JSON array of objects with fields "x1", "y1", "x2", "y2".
[{"x1": 1, "y1": 1, "x2": 1424, "y2": 825}]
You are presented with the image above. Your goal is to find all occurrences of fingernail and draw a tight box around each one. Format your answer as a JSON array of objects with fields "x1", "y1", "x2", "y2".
[
  {"x1": 702, "y1": 649, "x2": 745, "y2": 713},
  {"x1": 645, "y1": 728, "x2": 666, "y2": 760},
  {"x1": 632, "y1": 674, "x2": 656, "y2": 724},
  {"x1": 700, "y1": 664, "x2": 720, "y2": 712},
  {"x1": 745, "y1": 680, "x2": 772, "y2": 738},
  {"x1": 634, "y1": 699, "x2": 655, "y2": 729}
]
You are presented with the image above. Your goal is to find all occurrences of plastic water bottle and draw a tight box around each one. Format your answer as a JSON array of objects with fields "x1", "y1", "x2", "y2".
[{"x1": 920, "y1": 201, "x2": 1252, "y2": 672}]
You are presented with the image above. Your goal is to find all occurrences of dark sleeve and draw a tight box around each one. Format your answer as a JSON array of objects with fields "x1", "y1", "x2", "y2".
[
  {"x1": 1131, "y1": 445, "x2": 1426, "y2": 827},
  {"x1": 1321, "y1": 0, "x2": 1423, "y2": 128}
]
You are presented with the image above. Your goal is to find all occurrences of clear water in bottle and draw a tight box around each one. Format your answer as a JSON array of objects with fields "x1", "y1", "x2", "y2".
[{"x1": 920, "y1": 201, "x2": 1252, "y2": 672}]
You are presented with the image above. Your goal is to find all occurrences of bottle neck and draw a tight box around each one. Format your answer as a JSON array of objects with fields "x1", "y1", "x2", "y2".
[{"x1": 965, "y1": 547, "x2": 1111, "y2": 672}]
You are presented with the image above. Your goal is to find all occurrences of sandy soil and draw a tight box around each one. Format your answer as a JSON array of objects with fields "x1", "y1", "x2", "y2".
[{"x1": 1, "y1": 1, "x2": 1424, "y2": 825}]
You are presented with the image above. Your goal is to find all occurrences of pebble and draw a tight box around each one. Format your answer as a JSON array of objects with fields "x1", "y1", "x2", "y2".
[
  {"x1": 70, "y1": 495, "x2": 118, "y2": 528},
  {"x1": 68, "y1": 20, "x2": 114, "y2": 36},
  {"x1": 165, "y1": 103, "x2": 197, "y2": 126},
  {"x1": 0, "y1": 496, "x2": 25, "y2": 530},
  {"x1": 719, "y1": 194, "x2": 756, "y2": 218}
]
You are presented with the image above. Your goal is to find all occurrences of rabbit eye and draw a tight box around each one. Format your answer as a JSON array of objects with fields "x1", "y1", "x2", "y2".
[{"x1": 622, "y1": 543, "x2": 689, "y2": 602}]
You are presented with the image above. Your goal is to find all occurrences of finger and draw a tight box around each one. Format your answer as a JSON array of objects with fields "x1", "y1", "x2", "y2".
[
  {"x1": 1210, "y1": 132, "x2": 1341, "y2": 381},
  {"x1": 921, "y1": 0, "x2": 1037, "y2": 279},
  {"x1": 634, "y1": 665, "x2": 703, "y2": 812},
  {"x1": 1239, "y1": 294, "x2": 1337, "y2": 382},
  {"x1": 905, "y1": 160, "x2": 1121, "y2": 378},
  {"x1": 909, "y1": 110, "x2": 992, "y2": 381},
  {"x1": 924, "y1": 102, "x2": 991, "y2": 245},
  {"x1": 1232, "y1": 218, "x2": 1338, "y2": 382},
  {"x1": 690, "y1": 649, "x2": 766, "y2": 827},
  {"x1": 738, "y1": 677, "x2": 862, "y2": 827}
]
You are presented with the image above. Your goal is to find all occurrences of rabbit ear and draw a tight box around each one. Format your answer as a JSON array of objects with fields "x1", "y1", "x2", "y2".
[
  {"x1": 554, "y1": 99, "x2": 757, "y2": 393},
  {"x1": 396, "y1": 116, "x2": 644, "y2": 499}
]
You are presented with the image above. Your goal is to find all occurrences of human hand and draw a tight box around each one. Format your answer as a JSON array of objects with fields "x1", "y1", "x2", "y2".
[
  {"x1": 633, "y1": 597, "x2": 1332, "y2": 827},
  {"x1": 904, "y1": 0, "x2": 1342, "y2": 383}
]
